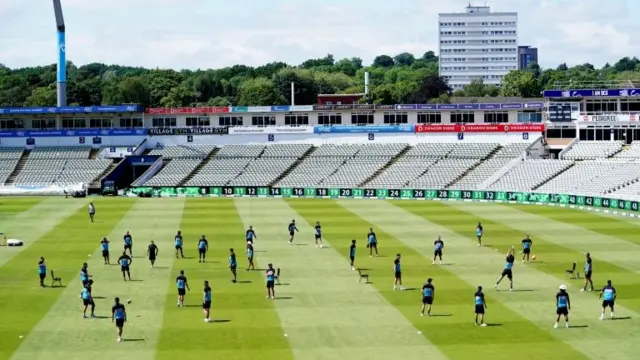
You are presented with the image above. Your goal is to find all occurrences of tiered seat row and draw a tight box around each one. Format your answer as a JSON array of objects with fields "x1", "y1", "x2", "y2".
[
  {"x1": 0, "y1": 148, "x2": 23, "y2": 184},
  {"x1": 143, "y1": 159, "x2": 203, "y2": 186},
  {"x1": 562, "y1": 141, "x2": 623, "y2": 160},
  {"x1": 148, "y1": 145, "x2": 215, "y2": 159},
  {"x1": 486, "y1": 160, "x2": 574, "y2": 191}
]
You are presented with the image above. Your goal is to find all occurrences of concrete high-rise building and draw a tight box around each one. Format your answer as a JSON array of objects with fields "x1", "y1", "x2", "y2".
[
  {"x1": 518, "y1": 46, "x2": 538, "y2": 70},
  {"x1": 438, "y1": 5, "x2": 518, "y2": 90}
]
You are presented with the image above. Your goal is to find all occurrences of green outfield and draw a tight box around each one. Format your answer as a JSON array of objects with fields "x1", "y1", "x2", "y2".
[{"x1": 0, "y1": 197, "x2": 639, "y2": 360}]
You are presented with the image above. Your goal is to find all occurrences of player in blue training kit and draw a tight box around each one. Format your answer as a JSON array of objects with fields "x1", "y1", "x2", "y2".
[
  {"x1": 100, "y1": 237, "x2": 110, "y2": 265},
  {"x1": 265, "y1": 264, "x2": 276, "y2": 299},
  {"x1": 174, "y1": 231, "x2": 185, "y2": 258},
  {"x1": 229, "y1": 248, "x2": 238, "y2": 283},
  {"x1": 433, "y1": 236, "x2": 444, "y2": 265},
  {"x1": 38, "y1": 257, "x2": 47, "y2": 287},
  {"x1": 176, "y1": 270, "x2": 190, "y2": 307},
  {"x1": 123, "y1": 231, "x2": 133, "y2": 256},
  {"x1": 314, "y1": 221, "x2": 324, "y2": 248},
  {"x1": 521, "y1": 235, "x2": 532, "y2": 262},
  {"x1": 80, "y1": 262, "x2": 91, "y2": 286},
  {"x1": 202, "y1": 280, "x2": 212, "y2": 323},
  {"x1": 197, "y1": 235, "x2": 208, "y2": 263},
  {"x1": 474, "y1": 286, "x2": 487, "y2": 326},
  {"x1": 554, "y1": 284, "x2": 571, "y2": 328},
  {"x1": 476, "y1": 222, "x2": 483, "y2": 247},
  {"x1": 599, "y1": 280, "x2": 617, "y2": 320},
  {"x1": 393, "y1": 254, "x2": 405, "y2": 291},
  {"x1": 581, "y1": 252, "x2": 594, "y2": 292},
  {"x1": 81, "y1": 282, "x2": 96, "y2": 318},
  {"x1": 367, "y1": 228, "x2": 379, "y2": 257},
  {"x1": 421, "y1": 278, "x2": 435, "y2": 317},
  {"x1": 495, "y1": 246, "x2": 515, "y2": 291},
  {"x1": 111, "y1": 297, "x2": 127, "y2": 342},
  {"x1": 246, "y1": 243, "x2": 255, "y2": 270},
  {"x1": 349, "y1": 239, "x2": 356, "y2": 270},
  {"x1": 246, "y1": 226, "x2": 257, "y2": 246},
  {"x1": 118, "y1": 251, "x2": 132, "y2": 281},
  {"x1": 288, "y1": 220, "x2": 298, "y2": 244}
]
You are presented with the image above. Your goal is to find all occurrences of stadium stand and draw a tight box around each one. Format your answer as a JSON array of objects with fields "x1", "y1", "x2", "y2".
[
  {"x1": 538, "y1": 159, "x2": 640, "y2": 195},
  {"x1": 614, "y1": 142, "x2": 640, "y2": 158},
  {"x1": 148, "y1": 144, "x2": 216, "y2": 159},
  {"x1": 562, "y1": 141, "x2": 623, "y2": 160},
  {"x1": 0, "y1": 148, "x2": 23, "y2": 185},
  {"x1": 485, "y1": 159, "x2": 574, "y2": 191},
  {"x1": 139, "y1": 145, "x2": 217, "y2": 186}
]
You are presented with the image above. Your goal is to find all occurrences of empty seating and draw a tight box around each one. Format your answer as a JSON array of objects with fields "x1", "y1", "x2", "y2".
[
  {"x1": 494, "y1": 142, "x2": 530, "y2": 158},
  {"x1": 486, "y1": 160, "x2": 573, "y2": 191},
  {"x1": 367, "y1": 157, "x2": 437, "y2": 188},
  {"x1": 29, "y1": 146, "x2": 91, "y2": 159},
  {"x1": 216, "y1": 144, "x2": 265, "y2": 158},
  {"x1": 148, "y1": 145, "x2": 215, "y2": 159},
  {"x1": 229, "y1": 158, "x2": 298, "y2": 186},
  {"x1": 14, "y1": 158, "x2": 111, "y2": 186},
  {"x1": 615, "y1": 142, "x2": 640, "y2": 158},
  {"x1": 408, "y1": 159, "x2": 479, "y2": 188},
  {"x1": 277, "y1": 157, "x2": 347, "y2": 187},
  {"x1": 538, "y1": 160, "x2": 640, "y2": 195},
  {"x1": 563, "y1": 141, "x2": 623, "y2": 160},
  {"x1": 185, "y1": 158, "x2": 252, "y2": 186},
  {"x1": 320, "y1": 156, "x2": 391, "y2": 187},
  {"x1": 261, "y1": 143, "x2": 312, "y2": 158},
  {"x1": 447, "y1": 143, "x2": 499, "y2": 159},
  {"x1": 0, "y1": 148, "x2": 23, "y2": 184},
  {"x1": 142, "y1": 159, "x2": 202, "y2": 186}
]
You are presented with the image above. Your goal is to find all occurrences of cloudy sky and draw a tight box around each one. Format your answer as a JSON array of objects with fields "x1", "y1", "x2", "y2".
[{"x1": 0, "y1": 0, "x2": 636, "y2": 71}]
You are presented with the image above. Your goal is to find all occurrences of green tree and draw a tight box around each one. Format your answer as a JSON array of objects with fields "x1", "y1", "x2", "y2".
[
  {"x1": 462, "y1": 79, "x2": 487, "y2": 97},
  {"x1": 393, "y1": 52, "x2": 415, "y2": 67},
  {"x1": 25, "y1": 85, "x2": 57, "y2": 106},
  {"x1": 159, "y1": 83, "x2": 195, "y2": 107},
  {"x1": 236, "y1": 77, "x2": 287, "y2": 106},
  {"x1": 272, "y1": 68, "x2": 317, "y2": 105},
  {"x1": 499, "y1": 70, "x2": 540, "y2": 97},
  {"x1": 372, "y1": 55, "x2": 394, "y2": 68}
]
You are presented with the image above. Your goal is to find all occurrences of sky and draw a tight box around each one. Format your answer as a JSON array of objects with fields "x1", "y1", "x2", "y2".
[{"x1": 0, "y1": 0, "x2": 637, "y2": 71}]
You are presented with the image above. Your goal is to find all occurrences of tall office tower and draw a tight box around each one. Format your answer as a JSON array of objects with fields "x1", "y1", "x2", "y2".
[
  {"x1": 438, "y1": 5, "x2": 518, "y2": 90},
  {"x1": 518, "y1": 46, "x2": 539, "y2": 69}
]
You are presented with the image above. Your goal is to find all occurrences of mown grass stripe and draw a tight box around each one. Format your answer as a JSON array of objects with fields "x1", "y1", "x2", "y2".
[
  {"x1": 155, "y1": 198, "x2": 293, "y2": 360},
  {"x1": 232, "y1": 198, "x2": 447, "y2": 360},
  {"x1": 339, "y1": 199, "x2": 592, "y2": 360},
  {"x1": 393, "y1": 200, "x2": 640, "y2": 359},
  {"x1": 0, "y1": 198, "x2": 136, "y2": 360},
  {"x1": 10, "y1": 198, "x2": 186, "y2": 360},
  {"x1": 0, "y1": 197, "x2": 90, "y2": 267}
]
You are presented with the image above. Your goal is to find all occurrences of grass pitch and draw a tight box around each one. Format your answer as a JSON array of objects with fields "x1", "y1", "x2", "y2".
[{"x1": 0, "y1": 197, "x2": 639, "y2": 360}]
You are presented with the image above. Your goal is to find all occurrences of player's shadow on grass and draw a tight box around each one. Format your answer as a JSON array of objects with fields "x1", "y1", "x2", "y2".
[
  {"x1": 511, "y1": 289, "x2": 536, "y2": 292},
  {"x1": 49, "y1": 285, "x2": 67, "y2": 288},
  {"x1": 277, "y1": 283, "x2": 290, "y2": 286},
  {"x1": 275, "y1": 296, "x2": 293, "y2": 300},
  {"x1": 569, "y1": 325, "x2": 588, "y2": 328},
  {"x1": 129, "y1": 279, "x2": 143, "y2": 282},
  {"x1": 486, "y1": 323, "x2": 502, "y2": 327},
  {"x1": 182, "y1": 256, "x2": 196, "y2": 259},
  {"x1": 403, "y1": 288, "x2": 418, "y2": 291},
  {"x1": 124, "y1": 338, "x2": 145, "y2": 342},
  {"x1": 152, "y1": 266, "x2": 170, "y2": 269},
  {"x1": 293, "y1": 244, "x2": 308, "y2": 246},
  {"x1": 431, "y1": 314, "x2": 452, "y2": 317},
  {"x1": 184, "y1": 305, "x2": 201, "y2": 308},
  {"x1": 612, "y1": 317, "x2": 631, "y2": 321},
  {"x1": 210, "y1": 319, "x2": 230, "y2": 323},
  {"x1": 93, "y1": 296, "x2": 107, "y2": 299},
  {"x1": 237, "y1": 280, "x2": 252, "y2": 284},
  {"x1": 92, "y1": 315, "x2": 110, "y2": 319}
]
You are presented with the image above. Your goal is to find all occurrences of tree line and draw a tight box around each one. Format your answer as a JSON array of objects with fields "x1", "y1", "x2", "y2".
[{"x1": 1, "y1": 52, "x2": 640, "y2": 108}]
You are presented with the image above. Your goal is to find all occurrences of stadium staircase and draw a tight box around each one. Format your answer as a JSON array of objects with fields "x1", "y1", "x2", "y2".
[
  {"x1": 531, "y1": 162, "x2": 575, "y2": 191},
  {"x1": 446, "y1": 145, "x2": 502, "y2": 188},
  {"x1": 89, "y1": 160, "x2": 120, "y2": 189},
  {"x1": 268, "y1": 146, "x2": 317, "y2": 187},
  {"x1": 178, "y1": 147, "x2": 220, "y2": 186},
  {"x1": 89, "y1": 148, "x2": 100, "y2": 159},
  {"x1": 359, "y1": 145, "x2": 411, "y2": 187},
  {"x1": 4, "y1": 150, "x2": 30, "y2": 186}
]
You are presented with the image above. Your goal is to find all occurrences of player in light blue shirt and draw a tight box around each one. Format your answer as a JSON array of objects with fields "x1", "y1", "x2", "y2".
[
  {"x1": 202, "y1": 280, "x2": 212, "y2": 323},
  {"x1": 421, "y1": 278, "x2": 435, "y2": 317},
  {"x1": 81, "y1": 284, "x2": 95, "y2": 318},
  {"x1": 246, "y1": 243, "x2": 255, "y2": 271},
  {"x1": 175, "y1": 231, "x2": 184, "y2": 258},
  {"x1": 100, "y1": 237, "x2": 110, "y2": 265},
  {"x1": 367, "y1": 228, "x2": 378, "y2": 257},
  {"x1": 38, "y1": 257, "x2": 47, "y2": 287},
  {"x1": 123, "y1": 231, "x2": 133, "y2": 256},
  {"x1": 474, "y1": 286, "x2": 487, "y2": 327},
  {"x1": 476, "y1": 222, "x2": 483, "y2": 247},
  {"x1": 554, "y1": 284, "x2": 571, "y2": 328},
  {"x1": 495, "y1": 246, "x2": 515, "y2": 291},
  {"x1": 581, "y1": 252, "x2": 594, "y2": 292},
  {"x1": 176, "y1": 270, "x2": 190, "y2": 307},
  {"x1": 599, "y1": 280, "x2": 617, "y2": 320},
  {"x1": 288, "y1": 220, "x2": 298, "y2": 245},
  {"x1": 111, "y1": 297, "x2": 127, "y2": 342},
  {"x1": 314, "y1": 222, "x2": 324, "y2": 248}
]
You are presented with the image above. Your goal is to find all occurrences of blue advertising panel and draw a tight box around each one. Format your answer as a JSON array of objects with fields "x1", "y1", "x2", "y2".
[
  {"x1": 543, "y1": 89, "x2": 640, "y2": 98},
  {"x1": 0, "y1": 128, "x2": 147, "y2": 137},
  {"x1": 390, "y1": 102, "x2": 544, "y2": 111},
  {"x1": 0, "y1": 105, "x2": 143, "y2": 115},
  {"x1": 270, "y1": 106, "x2": 291, "y2": 112},
  {"x1": 314, "y1": 125, "x2": 414, "y2": 134}
]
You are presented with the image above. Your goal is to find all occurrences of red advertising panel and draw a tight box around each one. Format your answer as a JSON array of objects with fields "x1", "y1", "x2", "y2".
[
  {"x1": 145, "y1": 107, "x2": 229, "y2": 115},
  {"x1": 415, "y1": 124, "x2": 545, "y2": 133}
]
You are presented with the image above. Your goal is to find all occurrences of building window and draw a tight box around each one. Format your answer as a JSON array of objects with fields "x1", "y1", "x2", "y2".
[
  {"x1": 318, "y1": 113, "x2": 342, "y2": 125},
  {"x1": 0, "y1": 119, "x2": 25, "y2": 129},
  {"x1": 61, "y1": 118, "x2": 87, "y2": 128},
  {"x1": 31, "y1": 119, "x2": 55, "y2": 129},
  {"x1": 417, "y1": 112, "x2": 442, "y2": 124},
  {"x1": 186, "y1": 116, "x2": 211, "y2": 127},
  {"x1": 284, "y1": 114, "x2": 309, "y2": 126},
  {"x1": 621, "y1": 100, "x2": 640, "y2": 112},
  {"x1": 383, "y1": 112, "x2": 408, "y2": 124},
  {"x1": 251, "y1": 115, "x2": 275, "y2": 126},
  {"x1": 483, "y1": 112, "x2": 509, "y2": 123},
  {"x1": 89, "y1": 118, "x2": 112, "y2": 128},
  {"x1": 119, "y1": 118, "x2": 143, "y2": 128},
  {"x1": 585, "y1": 101, "x2": 617, "y2": 113},
  {"x1": 351, "y1": 112, "x2": 374, "y2": 125},
  {"x1": 219, "y1": 116, "x2": 243, "y2": 126},
  {"x1": 152, "y1": 117, "x2": 177, "y2": 127},
  {"x1": 451, "y1": 112, "x2": 475, "y2": 124}
]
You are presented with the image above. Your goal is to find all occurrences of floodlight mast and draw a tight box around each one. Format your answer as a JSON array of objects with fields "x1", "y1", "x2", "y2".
[{"x1": 53, "y1": 0, "x2": 66, "y2": 107}]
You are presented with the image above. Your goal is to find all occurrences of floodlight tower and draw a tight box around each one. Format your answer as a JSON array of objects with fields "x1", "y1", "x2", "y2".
[{"x1": 53, "y1": 0, "x2": 67, "y2": 107}]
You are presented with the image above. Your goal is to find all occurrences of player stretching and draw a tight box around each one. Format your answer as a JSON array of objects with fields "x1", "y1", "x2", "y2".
[
  {"x1": 198, "y1": 235, "x2": 208, "y2": 263},
  {"x1": 176, "y1": 270, "x2": 190, "y2": 307},
  {"x1": 118, "y1": 251, "x2": 132, "y2": 281},
  {"x1": 123, "y1": 231, "x2": 133, "y2": 256},
  {"x1": 421, "y1": 278, "x2": 435, "y2": 317},
  {"x1": 349, "y1": 239, "x2": 356, "y2": 270},
  {"x1": 246, "y1": 243, "x2": 255, "y2": 270},
  {"x1": 314, "y1": 221, "x2": 324, "y2": 248},
  {"x1": 288, "y1": 220, "x2": 298, "y2": 244},
  {"x1": 368, "y1": 228, "x2": 378, "y2": 257},
  {"x1": 88, "y1": 202, "x2": 95, "y2": 223},
  {"x1": 433, "y1": 236, "x2": 444, "y2": 265},
  {"x1": 38, "y1": 257, "x2": 47, "y2": 287},
  {"x1": 474, "y1": 286, "x2": 487, "y2": 326},
  {"x1": 265, "y1": 264, "x2": 276, "y2": 299},
  {"x1": 81, "y1": 282, "x2": 96, "y2": 318},
  {"x1": 100, "y1": 237, "x2": 110, "y2": 264},
  {"x1": 554, "y1": 284, "x2": 570, "y2": 328},
  {"x1": 147, "y1": 241, "x2": 158, "y2": 268},
  {"x1": 175, "y1": 231, "x2": 184, "y2": 258},
  {"x1": 393, "y1": 254, "x2": 405, "y2": 291},
  {"x1": 599, "y1": 280, "x2": 617, "y2": 320},
  {"x1": 521, "y1": 235, "x2": 532, "y2": 262},
  {"x1": 111, "y1": 297, "x2": 127, "y2": 342},
  {"x1": 495, "y1": 246, "x2": 515, "y2": 291},
  {"x1": 229, "y1": 248, "x2": 238, "y2": 283},
  {"x1": 246, "y1": 226, "x2": 257, "y2": 247},
  {"x1": 203, "y1": 280, "x2": 212, "y2": 323},
  {"x1": 476, "y1": 222, "x2": 483, "y2": 247},
  {"x1": 581, "y1": 252, "x2": 594, "y2": 292}
]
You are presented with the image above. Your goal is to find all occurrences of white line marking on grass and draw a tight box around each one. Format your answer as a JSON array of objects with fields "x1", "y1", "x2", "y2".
[
  {"x1": 10, "y1": 198, "x2": 185, "y2": 360},
  {"x1": 449, "y1": 202, "x2": 640, "y2": 274},
  {"x1": 0, "y1": 197, "x2": 90, "y2": 267},
  {"x1": 340, "y1": 200, "x2": 640, "y2": 360},
  {"x1": 233, "y1": 198, "x2": 448, "y2": 360}
]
